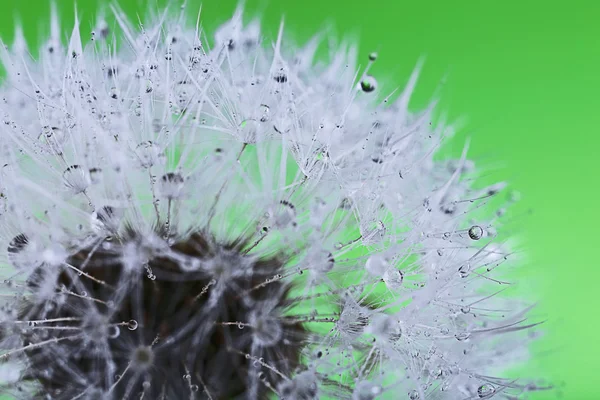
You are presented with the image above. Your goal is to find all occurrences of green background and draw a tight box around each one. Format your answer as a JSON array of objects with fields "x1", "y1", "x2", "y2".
[{"x1": 0, "y1": 0, "x2": 598, "y2": 398}]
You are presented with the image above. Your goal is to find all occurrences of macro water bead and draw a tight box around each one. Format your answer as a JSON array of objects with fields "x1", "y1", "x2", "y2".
[{"x1": 0, "y1": 4, "x2": 547, "y2": 400}]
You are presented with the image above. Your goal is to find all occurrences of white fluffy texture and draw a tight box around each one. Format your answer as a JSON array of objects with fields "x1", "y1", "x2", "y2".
[{"x1": 0, "y1": 4, "x2": 542, "y2": 400}]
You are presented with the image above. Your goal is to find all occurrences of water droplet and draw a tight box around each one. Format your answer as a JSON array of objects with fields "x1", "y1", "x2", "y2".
[
  {"x1": 365, "y1": 254, "x2": 389, "y2": 276},
  {"x1": 250, "y1": 312, "x2": 283, "y2": 347},
  {"x1": 127, "y1": 319, "x2": 138, "y2": 331},
  {"x1": 135, "y1": 141, "x2": 166, "y2": 168},
  {"x1": 455, "y1": 332, "x2": 471, "y2": 341},
  {"x1": 458, "y1": 264, "x2": 470, "y2": 278},
  {"x1": 63, "y1": 165, "x2": 91, "y2": 194},
  {"x1": 259, "y1": 104, "x2": 270, "y2": 122},
  {"x1": 190, "y1": 384, "x2": 199, "y2": 392},
  {"x1": 352, "y1": 380, "x2": 382, "y2": 400},
  {"x1": 7, "y1": 233, "x2": 31, "y2": 270},
  {"x1": 468, "y1": 225, "x2": 484, "y2": 240},
  {"x1": 88, "y1": 167, "x2": 103, "y2": 184},
  {"x1": 159, "y1": 172, "x2": 185, "y2": 199},
  {"x1": 477, "y1": 384, "x2": 496, "y2": 398},
  {"x1": 360, "y1": 75, "x2": 377, "y2": 93},
  {"x1": 383, "y1": 268, "x2": 404, "y2": 290},
  {"x1": 408, "y1": 390, "x2": 420, "y2": 400},
  {"x1": 273, "y1": 73, "x2": 287, "y2": 83},
  {"x1": 108, "y1": 326, "x2": 120, "y2": 339},
  {"x1": 368, "y1": 52, "x2": 378, "y2": 61}
]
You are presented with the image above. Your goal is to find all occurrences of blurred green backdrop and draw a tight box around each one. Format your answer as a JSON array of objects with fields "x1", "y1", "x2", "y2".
[{"x1": 0, "y1": 0, "x2": 598, "y2": 398}]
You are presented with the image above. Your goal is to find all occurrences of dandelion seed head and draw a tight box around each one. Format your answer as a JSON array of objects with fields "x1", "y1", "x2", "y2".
[{"x1": 0, "y1": 3, "x2": 548, "y2": 399}]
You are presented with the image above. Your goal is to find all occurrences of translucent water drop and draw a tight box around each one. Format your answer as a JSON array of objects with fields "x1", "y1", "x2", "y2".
[
  {"x1": 308, "y1": 249, "x2": 335, "y2": 274},
  {"x1": 366, "y1": 313, "x2": 401, "y2": 342},
  {"x1": 7, "y1": 234, "x2": 32, "y2": 270},
  {"x1": 158, "y1": 172, "x2": 185, "y2": 199},
  {"x1": 365, "y1": 254, "x2": 389, "y2": 276},
  {"x1": 458, "y1": 264, "x2": 470, "y2": 278},
  {"x1": 127, "y1": 319, "x2": 138, "y2": 331},
  {"x1": 88, "y1": 167, "x2": 103, "y2": 184},
  {"x1": 382, "y1": 268, "x2": 404, "y2": 290},
  {"x1": 91, "y1": 206, "x2": 122, "y2": 234},
  {"x1": 352, "y1": 380, "x2": 382, "y2": 400},
  {"x1": 63, "y1": 165, "x2": 91, "y2": 194},
  {"x1": 455, "y1": 332, "x2": 471, "y2": 341},
  {"x1": 273, "y1": 73, "x2": 287, "y2": 83},
  {"x1": 477, "y1": 384, "x2": 496, "y2": 398},
  {"x1": 368, "y1": 52, "x2": 378, "y2": 61},
  {"x1": 190, "y1": 384, "x2": 199, "y2": 392},
  {"x1": 360, "y1": 75, "x2": 377, "y2": 93},
  {"x1": 408, "y1": 390, "x2": 420, "y2": 400},
  {"x1": 278, "y1": 371, "x2": 318, "y2": 400},
  {"x1": 250, "y1": 312, "x2": 283, "y2": 347},
  {"x1": 7, "y1": 233, "x2": 28, "y2": 255},
  {"x1": 108, "y1": 326, "x2": 120, "y2": 339},
  {"x1": 259, "y1": 104, "x2": 270, "y2": 122},
  {"x1": 135, "y1": 141, "x2": 166, "y2": 168},
  {"x1": 468, "y1": 225, "x2": 484, "y2": 240},
  {"x1": 131, "y1": 346, "x2": 154, "y2": 369},
  {"x1": 273, "y1": 200, "x2": 296, "y2": 228},
  {"x1": 40, "y1": 126, "x2": 67, "y2": 152}
]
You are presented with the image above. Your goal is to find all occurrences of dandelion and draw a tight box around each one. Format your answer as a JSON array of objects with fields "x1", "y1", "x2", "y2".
[{"x1": 0, "y1": 3, "x2": 549, "y2": 400}]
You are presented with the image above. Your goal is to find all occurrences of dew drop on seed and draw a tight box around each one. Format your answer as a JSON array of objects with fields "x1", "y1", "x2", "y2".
[
  {"x1": 360, "y1": 75, "x2": 377, "y2": 93},
  {"x1": 132, "y1": 346, "x2": 154, "y2": 369},
  {"x1": 468, "y1": 225, "x2": 484, "y2": 240},
  {"x1": 368, "y1": 52, "x2": 378, "y2": 61},
  {"x1": 88, "y1": 167, "x2": 103, "y2": 184},
  {"x1": 108, "y1": 326, "x2": 120, "y2": 339},
  {"x1": 383, "y1": 268, "x2": 404, "y2": 290},
  {"x1": 7, "y1": 234, "x2": 29, "y2": 269},
  {"x1": 92, "y1": 206, "x2": 122, "y2": 234},
  {"x1": 309, "y1": 250, "x2": 335, "y2": 273},
  {"x1": 135, "y1": 141, "x2": 166, "y2": 168},
  {"x1": 127, "y1": 319, "x2": 138, "y2": 331},
  {"x1": 63, "y1": 165, "x2": 91, "y2": 194},
  {"x1": 352, "y1": 380, "x2": 381, "y2": 400},
  {"x1": 365, "y1": 254, "x2": 389, "y2": 276},
  {"x1": 477, "y1": 384, "x2": 496, "y2": 398},
  {"x1": 273, "y1": 73, "x2": 287, "y2": 83},
  {"x1": 259, "y1": 104, "x2": 270, "y2": 122},
  {"x1": 8, "y1": 234, "x2": 28, "y2": 255},
  {"x1": 250, "y1": 313, "x2": 283, "y2": 347},
  {"x1": 159, "y1": 172, "x2": 185, "y2": 199}
]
